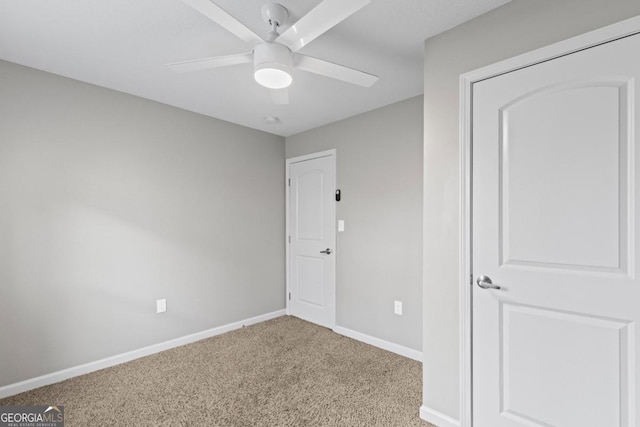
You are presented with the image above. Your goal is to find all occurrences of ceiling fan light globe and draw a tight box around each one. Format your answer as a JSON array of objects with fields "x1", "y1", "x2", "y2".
[
  {"x1": 253, "y1": 43, "x2": 293, "y2": 89},
  {"x1": 254, "y1": 66, "x2": 292, "y2": 89}
]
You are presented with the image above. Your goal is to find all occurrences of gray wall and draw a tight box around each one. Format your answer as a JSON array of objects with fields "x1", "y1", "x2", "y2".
[
  {"x1": 0, "y1": 60, "x2": 285, "y2": 387},
  {"x1": 286, "y1": 96, "x2": 423, "y2": 351},
  {"x1": 422, "y1": 0, "x2": 640, "y2": 421}
]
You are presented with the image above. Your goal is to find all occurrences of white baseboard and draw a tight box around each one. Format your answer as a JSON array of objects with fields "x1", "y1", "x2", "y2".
[
  {"x1": 333, "y1": 325, "x2": 422, "y2": 362},
  {"x1": 0, "y1": 309, "x2": 286, "y2": 399},
  {"x1": 420, "y1": 405, "x2": 461, "y2": 427}
]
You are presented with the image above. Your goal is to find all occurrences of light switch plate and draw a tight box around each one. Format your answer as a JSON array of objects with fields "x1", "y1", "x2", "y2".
[{"x1": 338, "y1": 220, "x2": 345, "y2": 232}]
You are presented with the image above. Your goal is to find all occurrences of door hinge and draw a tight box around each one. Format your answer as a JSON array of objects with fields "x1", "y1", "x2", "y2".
[
  {"x1": 288, "y1": 178, "x2": 291, "y2": 186},
  {"x1": 288, "y1": 292, "x2": 291, "y2": 301},
  {"x1": 470, "y1": 274, "x2": 473, "y2": 286},
  {"x1": 288, "y1": 235, "x2": 291, "y2": 244}
]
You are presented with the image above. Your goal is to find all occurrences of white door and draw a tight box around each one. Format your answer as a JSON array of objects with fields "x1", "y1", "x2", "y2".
[
  {"x1": 472, "y1": 33, "x2": 640, "y2": 426},
  {"x1": 287, "y1": 151, "x2": 336, "y2": 328}
]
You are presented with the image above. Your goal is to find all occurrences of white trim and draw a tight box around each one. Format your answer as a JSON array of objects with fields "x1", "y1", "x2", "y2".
[
  {"x1": 333, "y1": 325, "x2": 422, "y2": 362},
  {"x1": 285, "y1": 158, "x2": 291, "y2": 317},
  {"x1": 0, "y1": 309, "x2": 285, "y2": 399},
  {"x1": 420, "y1": 405, "x2": 461, "y2": 427},
  {"x1": 458, "y1": 71, "x2": 473, "y2": 427},
  {"x1": 285, "y1": 149, "x2": 337, "y2": 329},
  {"x1": 286, "y1": 149, "x2": 336, "y2": 164},
  {"x1": 462, "y1": 16, "x2": 640, "y2": 85},
  {"x1": 458, "y1": 15, "x2": 640, "y2": 427}
]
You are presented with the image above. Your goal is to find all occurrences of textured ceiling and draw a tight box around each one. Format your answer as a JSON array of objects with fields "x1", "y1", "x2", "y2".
[{"x1": 0, "y1": 0, "x2": 510, "y2": 136}]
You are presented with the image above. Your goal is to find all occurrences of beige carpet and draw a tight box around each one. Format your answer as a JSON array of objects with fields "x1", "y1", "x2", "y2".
[{"x1": 0, "y1": 316, "x2": 434, "y2": 426}]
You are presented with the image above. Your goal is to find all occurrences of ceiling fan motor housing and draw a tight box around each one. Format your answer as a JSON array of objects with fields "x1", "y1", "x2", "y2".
[{"x1": 253, "y1": 42, "x2": 293, "y2": 89}]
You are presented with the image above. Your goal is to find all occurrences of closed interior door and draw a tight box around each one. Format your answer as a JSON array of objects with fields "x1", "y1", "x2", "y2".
[
  {"x1": 288, "y1": 153, "x2": 335, "y2": 328},
  {"x1": 472, "y1": 33, "x2": 640, "y2": 426}
]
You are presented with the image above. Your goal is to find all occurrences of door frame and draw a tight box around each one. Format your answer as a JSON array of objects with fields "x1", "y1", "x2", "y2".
[
  {"x1": 458, "y1": 15, "x2": 640, "y2": 427},
  {"x1": 285, "y1": 149, "x2": 337, "y2": 329}
]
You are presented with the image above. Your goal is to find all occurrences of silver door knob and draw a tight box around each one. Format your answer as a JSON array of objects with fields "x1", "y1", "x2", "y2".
[
  {"x1": 476, "y1": 275, "x2": 501, "y2": 290},
  {"x1": 320, "y1": 248, "x2": 332, "y2": 255}
]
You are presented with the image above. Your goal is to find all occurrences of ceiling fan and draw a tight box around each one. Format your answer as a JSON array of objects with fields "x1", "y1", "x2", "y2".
[{"x1": 167, "y1": 0, "x2": 379, "y2": 104}]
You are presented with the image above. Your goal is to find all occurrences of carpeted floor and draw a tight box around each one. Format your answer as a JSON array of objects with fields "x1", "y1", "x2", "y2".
[{"x1": 0, "y1": 316, "x2": 434, "y2": 426}]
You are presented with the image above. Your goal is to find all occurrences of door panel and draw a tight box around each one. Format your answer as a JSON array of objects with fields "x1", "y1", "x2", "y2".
[
  {"x1": 296, "y1": 255, "x2": 324, "y2": 306},
  {"x1": 296, "y1": 170, "x2": 326, "y2": 241},
  {"x1": 288, "y1": 153, "x2": 335, "y2": 328},
  {"x1": 472, "y1": 33, "x2": 639, "y2": 426},
  {"x1": 501, "y1": 83, "x2": 625, "y2": 270},
  {"x1": 500, "y1": 303, "x2": 629, "y2": 426}
]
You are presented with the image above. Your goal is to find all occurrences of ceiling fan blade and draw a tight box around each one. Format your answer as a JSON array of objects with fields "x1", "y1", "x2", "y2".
[
  {"x1": 270, "y1": 88, "x2": 289, "y2": 105},
  {"x1": 167, "y1": 53, "x2": 253, "y2": 72},
  {"x1": 276, "y1": 0, "x2": 370, "y2": 52},
  {"x1": 181, "y1": 0, "x2": 263, "y2": 46},
  {"x1": 295, "y1": 55, "x2": 378, "y2": 87}
]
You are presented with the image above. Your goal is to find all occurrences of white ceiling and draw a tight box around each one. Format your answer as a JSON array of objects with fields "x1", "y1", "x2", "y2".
[{"x1": 0, "y1": 0, "x2": 509, "y2": 137}]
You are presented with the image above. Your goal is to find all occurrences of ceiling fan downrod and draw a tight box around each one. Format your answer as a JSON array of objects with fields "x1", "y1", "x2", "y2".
[{"x1": 261, "y1": 3, "x2": 288, "y2": 41}]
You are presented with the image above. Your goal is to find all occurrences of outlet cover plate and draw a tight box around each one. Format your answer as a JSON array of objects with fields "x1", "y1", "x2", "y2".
[
  {"x1": 394, "y1": 300, "x2": 403, "y2": 315},
  {"x1": 157, "y1": 298, "x2": 167, "y2": 314}
]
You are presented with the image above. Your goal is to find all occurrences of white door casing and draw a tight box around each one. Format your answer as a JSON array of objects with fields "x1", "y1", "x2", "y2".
[
  {"x1": 461, "y1": 17, "x2": 640, "y2": 427},
  {"x1": 286, "y1": 150, "x2": 336, "y2": 328}
]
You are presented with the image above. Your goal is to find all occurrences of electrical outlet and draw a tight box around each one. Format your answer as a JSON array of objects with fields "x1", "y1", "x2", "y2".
[
  {"x1": 156, "y1": 298, "x2": 166, "y2": 314},
  {"x1": 394, "y1": 300, "x2": 403, "y2": 315}
]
